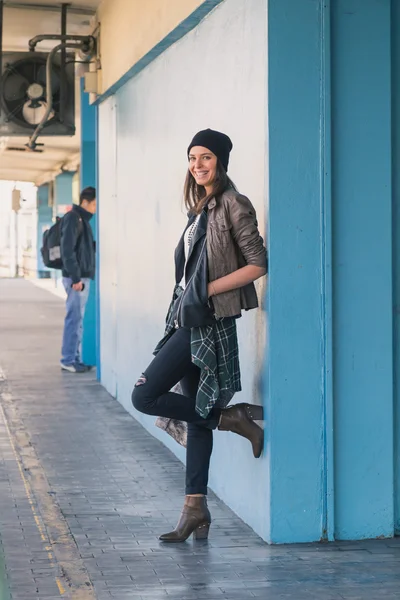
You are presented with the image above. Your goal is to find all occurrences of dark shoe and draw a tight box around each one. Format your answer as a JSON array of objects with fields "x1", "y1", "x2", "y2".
[
  {"x1": 218, "y1": 404, "x2": 264, "y2": 458},
  {"x1": 76, "y1": 362, "x2": 94, "y2": 372},
  {"x1": 159, "y1": 496, "x2": 211, "y2": 543},
  {"x1": 60, "y1": 361, "x2": 86, "y2": 373}
]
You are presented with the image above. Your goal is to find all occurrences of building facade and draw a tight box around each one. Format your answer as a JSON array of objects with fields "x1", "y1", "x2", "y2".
[{"x1": 90, "y1": 0, "x2": 400, "y2": 544}]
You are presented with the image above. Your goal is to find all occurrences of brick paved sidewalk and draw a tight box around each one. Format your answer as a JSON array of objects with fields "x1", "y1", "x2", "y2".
[{"x1": 0, "y1": 278, "x2": 400, "y2": 600}]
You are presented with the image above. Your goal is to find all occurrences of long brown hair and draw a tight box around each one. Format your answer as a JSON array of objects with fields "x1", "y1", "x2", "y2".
[{"x1": 183, "y1": 159, "x2": 237, "y2": 215}]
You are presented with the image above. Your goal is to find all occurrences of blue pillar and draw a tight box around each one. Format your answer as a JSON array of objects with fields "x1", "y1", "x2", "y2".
[
  {"x1": 80, "y1": 79, "x2": 98, "y2": 368},
  {"x1": 37, "y1": 184, "x2": 52, "y2": 278},
  {"x1": 268, "y1": 0, "x2": 395, "y2": 543},
  {"x1": 54, "y1": 173, "x2": 74, "y2": 217},
  {"x1": 267, "y1": 0, "x2": 326, "y2": 543},
  {"x1": 331, "y1": 0, "x2": 393, "y2": 540},
  {"x1": 393, "y1": 0, "x2": 400, "y2": 536},
  {"x1": 54, "y1": 173, "x2": 74, "y2": 289}
]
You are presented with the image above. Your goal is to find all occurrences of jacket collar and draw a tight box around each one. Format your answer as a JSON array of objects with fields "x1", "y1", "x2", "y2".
[
  {"x1": 73, "y1": 203, "x2": 93, "y2": 222},
  {"x1": 186, "y1": 196, "x2": 217, "y2": 216},
  {"x1": 208, "y1": 197, "x2": 216, "y2": 210}
]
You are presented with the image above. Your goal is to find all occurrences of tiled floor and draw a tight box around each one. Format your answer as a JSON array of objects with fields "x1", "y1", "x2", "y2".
[{"x1": 0, "y1": 278, "x2": 400, "y2": 599}]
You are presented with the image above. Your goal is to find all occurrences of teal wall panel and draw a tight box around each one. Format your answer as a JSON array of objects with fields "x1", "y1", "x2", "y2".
[
  {"x1": 331, "y1": 0, "x2": 394, "y2": 539},
  {"x1": 54, "y1": 173, "x2": 73, "y2": 216},
  {"x1": 268, "y1": 0, "x2": 325, "y2": 543},
  {"x1": 81, "y1": 79, "x2": 98, "y2": 368},
  {"x1": 54, "y1": 173, "x2": 74, "y2": 288},
  {"x1": 36, "y1": 184, "x2": 52, "y2": 277},
  {"x1": 269, "y1": 0, "x2": 398, "y2": 542},
  {"x1": 392, "y1": 0, "x2": 400, "y2": 535}
]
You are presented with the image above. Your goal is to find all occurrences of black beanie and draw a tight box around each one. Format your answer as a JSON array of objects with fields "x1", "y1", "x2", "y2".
[{"x1": 187, "y1": 128, "x2": 233, "y2": 172}]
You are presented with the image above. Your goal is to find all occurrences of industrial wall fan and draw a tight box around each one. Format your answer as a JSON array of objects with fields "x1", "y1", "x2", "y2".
[{"x1": 0, "y1": 52, "x2": 75, "y2": 137}]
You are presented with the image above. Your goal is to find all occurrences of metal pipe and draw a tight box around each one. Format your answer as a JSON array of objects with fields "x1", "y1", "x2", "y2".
[
  {"x1": 0, "y1": 0, "x2": 3, "y2": 118},
  {"x1": 60, "y1": 4, "x2": 69, "y2": 124},
  {"x1": 29, "y1": 34, "x2": 92, "y2": 52},
  {"x1": 27, "y1": 42, "x2": 81, "y2": 150}
]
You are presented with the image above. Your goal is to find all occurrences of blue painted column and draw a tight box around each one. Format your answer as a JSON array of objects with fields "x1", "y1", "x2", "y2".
[
  {"x1": 268, "y1": 0, "x2": 396, "y2": 544},
  {"x1": 267, "y1": 0, "x2": 326, "y2": 543},
  {"x1": 331, "y1": 0, "x2": 393, "y2": 540},
  {"x1": 54, "y1": 173, "x2": 74, "y2": 290},
  {"x1": 391, "y1": 0, "x2": 400, "y2": 535},
  {"x1": 80, "y1": 79, "x2": 97, "y2": 368},
  {"x1": 54, "y1": 173, "x2": 74, "y2": 216},
  {"x1": 36, "y1": 184, "x2": 52, "y2": 278}
]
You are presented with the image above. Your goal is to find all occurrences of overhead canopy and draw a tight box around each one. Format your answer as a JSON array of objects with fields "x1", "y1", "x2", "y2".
[{"x1": 0, "y1": 0, "x2": 100, "y2": 184}]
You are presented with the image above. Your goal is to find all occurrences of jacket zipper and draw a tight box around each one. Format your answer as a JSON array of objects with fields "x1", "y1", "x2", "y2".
[{"x1": 174, "y1": 237, "x2": 207, "y2": 329}]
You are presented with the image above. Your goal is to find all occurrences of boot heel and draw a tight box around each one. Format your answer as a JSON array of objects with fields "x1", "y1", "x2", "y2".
[
  {"x1": 246, "y1": 404, "x2": 264, "y2": 421},
  {"x1": 193, "y1": 523, "x2": 210, "y2": 540}
]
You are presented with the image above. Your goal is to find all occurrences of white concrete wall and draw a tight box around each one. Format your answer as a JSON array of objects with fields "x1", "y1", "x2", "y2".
[
  {"x1": 98, "y1": 0, "x2": 268, "y2": 539},
  {"x1": 99, "y1": 97, "x2": 118, "y2": 398}
]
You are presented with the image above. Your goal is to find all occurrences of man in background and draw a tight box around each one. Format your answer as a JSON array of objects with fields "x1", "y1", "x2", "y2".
[{"x1": 60, "y1": 186, "x2": 96, "y2": 373}]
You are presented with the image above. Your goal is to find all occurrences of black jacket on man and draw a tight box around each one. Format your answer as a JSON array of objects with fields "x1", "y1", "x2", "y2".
[{"x1": 60, "y1": 204, "x2": 95, "y2": 284}]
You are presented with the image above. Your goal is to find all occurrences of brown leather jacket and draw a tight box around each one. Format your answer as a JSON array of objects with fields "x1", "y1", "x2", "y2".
[{"x1": 207, "y1": 189, "x2": 267, "y2": 318}]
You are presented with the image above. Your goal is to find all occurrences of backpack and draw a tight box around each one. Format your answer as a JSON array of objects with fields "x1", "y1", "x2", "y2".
[{"x1": 41, "y1": 215, "x2": 82, "y2": 269}]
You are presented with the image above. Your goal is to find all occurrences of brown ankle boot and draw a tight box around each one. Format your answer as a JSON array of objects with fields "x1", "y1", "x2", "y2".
[
  {"x1": 218, "y1": 404, "x2": 264, "y2": 458},
  {"x1": 228, "y1": 403, "x2": 264, "y2": 421},
  {"x1": 159, "y1": 496, "x2": 211, "y2": 543}
]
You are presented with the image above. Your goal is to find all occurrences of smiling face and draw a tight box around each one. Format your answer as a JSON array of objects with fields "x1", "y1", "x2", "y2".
[{"x1": 188, "y1": 146, "x2": 218, "y2": 193}]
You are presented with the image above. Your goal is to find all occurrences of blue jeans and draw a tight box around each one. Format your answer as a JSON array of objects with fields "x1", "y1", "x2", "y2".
[{"x1": 61, "y1": 277, "x2": 90, "y2": 364}]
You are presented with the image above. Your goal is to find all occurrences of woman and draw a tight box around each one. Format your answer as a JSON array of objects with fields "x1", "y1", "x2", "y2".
[{"x1": 132, "y1": 128, "x2": 267, "y2": 542}]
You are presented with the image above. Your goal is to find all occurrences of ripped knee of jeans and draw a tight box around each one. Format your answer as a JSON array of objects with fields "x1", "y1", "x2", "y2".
[
  {"x1": 131, "y1": 375, "x2": 153, "y2": 414},
  {"x1": 135, "y1": 374, "x2": 147, "y2": 387}
]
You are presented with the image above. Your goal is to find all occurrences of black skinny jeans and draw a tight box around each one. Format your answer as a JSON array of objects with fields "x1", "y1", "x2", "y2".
[{"x1": 131, "y1": 327, "x2": 220, "y2": 495}]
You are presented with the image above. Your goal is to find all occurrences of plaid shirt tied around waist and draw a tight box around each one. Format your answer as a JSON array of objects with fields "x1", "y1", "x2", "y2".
[{"x1": 154, "y1": 286, "x2": 242, "y2": 419}]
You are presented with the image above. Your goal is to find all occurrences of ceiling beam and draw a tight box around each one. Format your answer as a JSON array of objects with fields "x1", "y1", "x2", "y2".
[
  {"x1": 1, "y1": 150, "x2": 75, "y2": 159},
  {"x1": 0, "y1": 165, "x2": 56, "y2": 172},
  {"x1": 3, "y1": 2, "x2": 95, "y2": 15}
]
